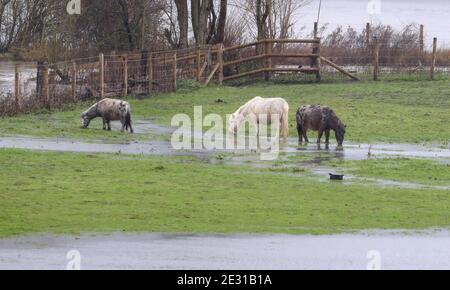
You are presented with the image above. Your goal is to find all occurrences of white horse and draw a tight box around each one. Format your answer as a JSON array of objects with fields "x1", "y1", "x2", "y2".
[{"x1": 229, "y1": 97, "x2": 290, "y2": 141}]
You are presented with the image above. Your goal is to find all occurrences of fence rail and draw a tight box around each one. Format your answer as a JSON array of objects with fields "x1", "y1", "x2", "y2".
[{"x1": 1, "y1": 22, "x2": 448, "y2": 117}]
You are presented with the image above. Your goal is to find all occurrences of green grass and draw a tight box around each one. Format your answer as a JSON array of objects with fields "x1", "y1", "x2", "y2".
[
  {"x1": 0, "y1": 149, "x2": 449, "y2": 238},
  {"x1": 1, "y1": 79, "x2": 450, "y2": 143},
  {"x1": 329, "y1": 158, "x2": 450, "y2": 187}
]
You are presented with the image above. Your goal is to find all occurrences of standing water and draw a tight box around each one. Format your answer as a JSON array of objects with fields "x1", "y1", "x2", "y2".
[{"x1": 0, "y1": 61, "x2": 36, "y2": 99}]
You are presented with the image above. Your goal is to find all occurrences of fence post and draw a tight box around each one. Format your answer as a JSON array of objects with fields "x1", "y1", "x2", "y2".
[
  {"x1": 173, "y1": 53, "x2": 177, "y2": 91},
  {"x1": 218, "y1": 44, "x2": 224, "y2": 85},
  {"x1": 123, "y1": 54, "x2": 128, "y2": 97},
  {"x1": 99, "y1": 53, "x2": 104, "y2": 99},
  {"x1": 15, "y1": 64, "x2": 20, "y2": 110},
  {"x1": 207, "y1": 49, "x2": 212, "y2": 73},
  {"x1": 313, "y1": 22, "x2": 318, "y2": 38},
  {"x1": 431, "y1": 37, "x2": 437, "y2": 80},
  {"x1": 148, "y1": 52, "x2": 153, "y2": 95},
  {"x1": 42, "y1": 62, "x2": 49, "y2": 109},
  {"x1": 265, "y1": 40, "x2": 273, "y2": 81},
  {"x1": 36, "y1": 61, "x2": 43, "y2": 96},
  {"x1": 419, "y1": 24, "x2": 424, "y2": 66},
  {"x1": 316, "y1": 38, "x2": 322, "y2": 82},
  {"x1": 72, "y1": 62, "x2": 77, "y2": 102},
  {"x1": 197, "y1": 47, "x2": 202, "y2": 82},
  {"x1": 373, "y1": 36, "x2": 379, "y2": 81}
]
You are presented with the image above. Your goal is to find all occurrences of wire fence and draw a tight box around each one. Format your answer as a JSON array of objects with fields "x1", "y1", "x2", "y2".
[{"x1": 1, "y1": 31, "x2": 449, "y2": 117}]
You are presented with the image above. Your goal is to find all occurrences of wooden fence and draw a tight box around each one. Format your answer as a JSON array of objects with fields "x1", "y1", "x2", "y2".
[{"x1": 6, "y1": 31, "x2": 444, "y2": 117}]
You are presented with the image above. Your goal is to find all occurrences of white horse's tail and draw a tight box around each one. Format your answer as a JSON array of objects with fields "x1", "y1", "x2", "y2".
[{"x1": 280, "y1": 103, "x2": 290, "y2": 140}]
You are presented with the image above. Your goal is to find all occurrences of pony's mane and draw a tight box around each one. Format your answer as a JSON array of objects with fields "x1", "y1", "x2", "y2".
[{"x1": 82, "y1": 102, "x2": 98, "y2": 117}]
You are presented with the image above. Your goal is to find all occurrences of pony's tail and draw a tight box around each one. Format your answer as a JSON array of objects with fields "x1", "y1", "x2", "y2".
[
  {"x1": 125, "y1": 109, "x2": 134, "y2": 134},
  {"x1": 296, "y1": 109, "x2": 303, "y2": 125}
]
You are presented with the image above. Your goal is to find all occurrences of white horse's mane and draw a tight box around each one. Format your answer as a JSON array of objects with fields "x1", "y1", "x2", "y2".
[{"x1": 233, "y1": 96, "x2": 264, "y2": 117}]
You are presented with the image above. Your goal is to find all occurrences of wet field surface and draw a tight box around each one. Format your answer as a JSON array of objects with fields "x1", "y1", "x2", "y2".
[
  {"x1": 1, "y1": 120, "x2": 449, "y2": 191},
  {"x1": 0, "y1": 61, "x2": 36, "y2": 97},
  {"x1": 1, "y1": 120, "x2": 449, "y2": 160},
  {"x1": 0, "y1": 230, "x2": 449, "y2": 270},
  {"x1": 1, "y1": 121, "x2": 449, "y2": 269}
]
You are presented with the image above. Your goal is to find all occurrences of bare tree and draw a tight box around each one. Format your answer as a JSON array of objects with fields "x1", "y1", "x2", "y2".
[
  {"x1": 231, "y1": 0, "x2": 312, "y2": 41},
  {"x1": 270, "y1": 0, "x2": 312, "y2": 39},
  {"x1": 191, "y1": 0, "x2": 213, "y2": 45},
  {"x1": 221, "y1": 5, "x2": 248, "y2": 46}
]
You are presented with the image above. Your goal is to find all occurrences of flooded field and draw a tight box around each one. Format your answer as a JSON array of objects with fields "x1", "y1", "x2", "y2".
[
  {"x1": 1, "y1": 119, "x2": 449, "y2": 192},
  {"x1": 0, "y1": 61, "x2": 36, "y2": 98},
  {"x1": 1, "y1": 119, "x2": 449, "y2": 157},
  {"x1": 1, "y1": 230, "x2": 449, "y2": 270}
]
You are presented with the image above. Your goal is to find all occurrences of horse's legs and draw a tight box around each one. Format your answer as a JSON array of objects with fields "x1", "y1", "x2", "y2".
[
  {"x1": 317, "y1": 128, "x2": 324, "y2": 144},
  {"x1": 303, "y1": 129, "x2": 309, "y2": 143},
  {"x1": 120, "y1": 119, "x2": 125, "y2": 133},
  {"x1": 256, "y1": 121, "x2": 260, "y2": 149},
  {"x1": 280, "y1": 113, "x2": 289, "y2": 142},
  {"x1": 128, "y1": 120, "x2": 134, "y2": 134},
  {"x1": 297, "y1": 124, "x2": 304, "y2": 144},
  {"x1": 107, "y1": 120, "x2": 111, "y2": 131},
  {"x1": 325, "y1": 129, "x2": 331, "y2": 144},
  {"x1": 102, "y1": 118, "x2": 107, "y2": 130}
]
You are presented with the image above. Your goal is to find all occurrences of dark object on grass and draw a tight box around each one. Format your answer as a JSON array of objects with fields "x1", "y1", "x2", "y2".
[
  {"x1": 329, "y1": 173, "x2": 345, "y2": 181},
  {"x1": 216, "y1": 99, "x2": 225, "y2": 103}
]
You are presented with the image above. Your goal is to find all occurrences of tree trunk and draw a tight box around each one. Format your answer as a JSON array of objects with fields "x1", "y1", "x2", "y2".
[
  {"x1": 256, "y1": 0, "x2": 271, "y2": 41},
  {"x1": 199, "y1": 0, "x2": 212, "y2": 45},
  {"x1": 117, "y1": 0, "x2": 135, "y2": 51},
  {"x1": 175, "y1": 0, "x2": 188, "y2": 48},
  {"x1": 215, "y1": 0, "x2": 227, "y2": 44},
  {"x1": 192, "y1": 0, "x2": 213, "y2": 46},
  {"x1": 191, "y1": 0, "x2": 200, "y2": 44}
]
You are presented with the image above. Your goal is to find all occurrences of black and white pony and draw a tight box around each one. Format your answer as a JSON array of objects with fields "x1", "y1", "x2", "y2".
[{"x1": 81, "y1": 98, "x2": 134, "y2": 133}]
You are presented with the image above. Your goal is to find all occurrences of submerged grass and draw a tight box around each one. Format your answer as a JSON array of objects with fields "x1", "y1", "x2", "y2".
[{"x1": 0, "y1": 149, "x2": 449, "y2": 238}]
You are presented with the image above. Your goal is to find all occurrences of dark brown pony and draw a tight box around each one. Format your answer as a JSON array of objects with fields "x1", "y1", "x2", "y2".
[{"x1": 296, "y1": 105, "x2": 346, "y2": 146}]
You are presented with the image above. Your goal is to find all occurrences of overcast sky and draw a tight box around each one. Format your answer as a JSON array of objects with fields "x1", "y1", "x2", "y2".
[{"x1": 296, "y1": 0, "x2": 450, "y2": 45}]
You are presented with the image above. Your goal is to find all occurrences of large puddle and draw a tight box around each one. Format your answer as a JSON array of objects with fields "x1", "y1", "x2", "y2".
[
  {"x1": 1, "y1": 120, "x2": 449, "y2": 190},
  {"x1": 1, "y1": 120, "x2": 449, "y2": 160},
  {"x1": 0, "y1": 230, "x2": 449, "y2": 270}
]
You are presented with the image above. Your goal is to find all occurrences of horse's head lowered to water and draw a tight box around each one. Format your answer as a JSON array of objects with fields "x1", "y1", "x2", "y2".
[
  {"x1": 334, "y1": 118, "x2": 347, "y2": 146},
  {"x1": 228, "y1": 97, "x2": 290, "y2": 140},
  {"x1": 296, "y1": 105, "x2": 346, "y2": 146},
  {"x1": 229, "y1": 112, "x2": 245, "y2": 134}
]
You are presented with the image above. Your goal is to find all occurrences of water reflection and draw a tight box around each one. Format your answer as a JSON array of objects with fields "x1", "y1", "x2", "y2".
[{"x1": 0, "y1": 61, "x2": 37, "y2": 98}]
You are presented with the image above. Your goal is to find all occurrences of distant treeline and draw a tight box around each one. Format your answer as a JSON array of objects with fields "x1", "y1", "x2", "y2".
[{"x1": 1, "y1": 1, "x2": 448, "y2": 66}]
